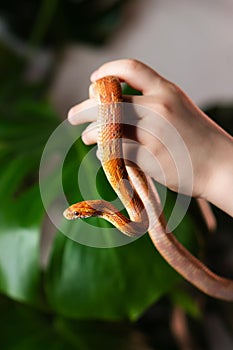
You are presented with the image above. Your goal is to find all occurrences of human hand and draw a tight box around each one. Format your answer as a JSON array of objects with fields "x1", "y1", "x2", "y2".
[{"x1": 68, "y1": 59, "x2": 233, "y2": 216}]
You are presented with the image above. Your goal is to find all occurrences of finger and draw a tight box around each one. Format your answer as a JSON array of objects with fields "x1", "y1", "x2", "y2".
[
  {"x1": 82, "y1": 118, "x2": 156, "y2": 147},
  {"x1": 89, "y1": 84, "x2": 96, "y2": 99},
  {"x1": 80, "y1": 107, "x2": 161, "y2": 147},
  {"x1": 90, "y1": 59, "x2": 165, "y2": 95},
  {"x1": 68, "y1": 98, "x2": 97, "y2": 125},
  {"x1": 82, "y1": 121, "x2": 98, "y2": 145}
]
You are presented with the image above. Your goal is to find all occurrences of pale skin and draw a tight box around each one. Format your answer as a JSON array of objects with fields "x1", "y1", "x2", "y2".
[{"x1": 68, "y1": 59, "x2": 233, "y2": 217}]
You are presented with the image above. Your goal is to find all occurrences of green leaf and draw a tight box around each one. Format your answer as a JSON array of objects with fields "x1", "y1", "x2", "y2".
[
  {"x1": 0, "y1": 157, "x2": 43, "y2": 305},
  {"x1": 0, "y1": 217, "x2": 41, "y2": 304},
  {"x1": 45, "y1": 198, "x2": 196, "y2": 321},
  {"x1": 0, "y1": 89, "x2": 58, "y2": 305}
]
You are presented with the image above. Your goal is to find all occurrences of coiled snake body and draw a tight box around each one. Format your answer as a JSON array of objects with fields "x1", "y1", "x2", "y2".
[{"x1": 64, "y1": 76, "x2": 233, "y2": 301}]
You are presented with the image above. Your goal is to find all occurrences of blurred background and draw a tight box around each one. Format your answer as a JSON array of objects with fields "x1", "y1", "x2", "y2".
[{"x1": 0, "y1": 0, "x2": 233, "y2": 349}]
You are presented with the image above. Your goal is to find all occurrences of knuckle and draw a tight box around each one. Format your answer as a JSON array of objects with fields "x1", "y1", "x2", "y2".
[
  {"x1": 123, "y1": 58, "x2": 142, "y2": 74},
  {"x1": 155, "y1": 82, "x2": 180, "y2": 115}
]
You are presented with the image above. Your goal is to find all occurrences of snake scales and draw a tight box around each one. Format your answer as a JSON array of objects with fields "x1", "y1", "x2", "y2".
[{"x1": 64, "y1": 76, "x2": 233, "y2": 301}]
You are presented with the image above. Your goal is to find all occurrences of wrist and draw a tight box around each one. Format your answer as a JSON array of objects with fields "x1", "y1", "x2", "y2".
[{"x1": 203, "y1": 129, "x2": 233, "y2": 216}]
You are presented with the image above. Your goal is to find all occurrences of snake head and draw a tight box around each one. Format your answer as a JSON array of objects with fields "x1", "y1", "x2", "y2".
[{"x1": 63, "y1": 201, "x2": 102, "y2": 220}]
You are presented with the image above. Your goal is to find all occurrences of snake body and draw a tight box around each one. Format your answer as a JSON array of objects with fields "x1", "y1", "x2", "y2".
[{"x1": 64, "y1": 76, "x2": 233, "y2": 301}]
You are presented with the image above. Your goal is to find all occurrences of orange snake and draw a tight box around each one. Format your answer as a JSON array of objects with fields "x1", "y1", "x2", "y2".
[{"x1": 64, "y1": 76, "x2": 233, "y2": 301}]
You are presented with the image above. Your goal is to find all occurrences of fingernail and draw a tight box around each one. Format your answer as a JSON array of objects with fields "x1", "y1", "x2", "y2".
[
  {"x1": 67, "y1": 108, "x2": 77, "y2": 124},
  {"x1": 89, "y1": 84, "x2": 96, "y2": 98},
  {"x1": 81, "y1": 132, "x2": 90, "y2": 145}
]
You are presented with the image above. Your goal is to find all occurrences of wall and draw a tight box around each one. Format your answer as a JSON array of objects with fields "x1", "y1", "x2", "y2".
[{"x1": 51, "y1": 0, "x2": 233, "y2": 115}]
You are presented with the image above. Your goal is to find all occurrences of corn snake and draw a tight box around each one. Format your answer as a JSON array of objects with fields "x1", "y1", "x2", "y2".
[{"x1": 64, "y1": 76, "x2": 233, "y2": 301}]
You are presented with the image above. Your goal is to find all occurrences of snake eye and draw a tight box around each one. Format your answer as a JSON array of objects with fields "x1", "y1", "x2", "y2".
[{"x1": 73, "y1": 211, "x2": 80, "y2": 217}]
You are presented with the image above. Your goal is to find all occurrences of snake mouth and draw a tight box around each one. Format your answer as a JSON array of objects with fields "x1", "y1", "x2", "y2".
[
  {"x1": 63, "y1": 208, "x2": 82, "y2": 220},
  {"x1": 63, "y1": 208, "x2": 73, "y2": 220},
  {"x1": 63, "y1": 207, "x2": 100, "y2": 220},
  {"x1": 63, "y1": 208, "x2": 86, "y2": 220}
]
